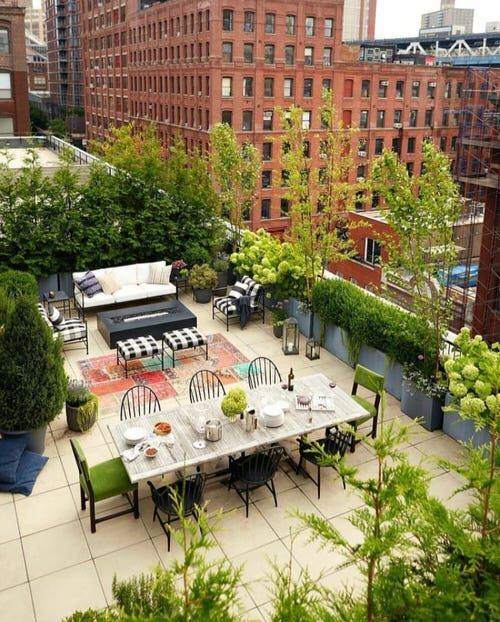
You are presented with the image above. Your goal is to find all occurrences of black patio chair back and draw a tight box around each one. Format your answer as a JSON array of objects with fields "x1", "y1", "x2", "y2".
[
  {"x1": 247, "y1": 356, "x2": 282, "y2": 389},
  {"x1": 147, "y1": 473, "x2": 206, "y2": 551},
  {"x1": 120, "y1": 385, "x2": 161, "y2": 420},
  {"x1": 189, "y1": 370, "x2": 226, "y2": 403}
]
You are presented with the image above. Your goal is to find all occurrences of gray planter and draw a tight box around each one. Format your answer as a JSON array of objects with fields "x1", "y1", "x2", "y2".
[
  {"x1": 216, "y1": 271, "x2": 228, "y2": 289},
  {"x1": 193, "y1": 288, "x2": 212, "y2": 303},
  {"x1": 322, "y1": 324, "x2": 351, "y2": 366},
  {"x1": 286, "y1": 298, "x2": 320, "y2": 339},
  {"x1": 0, "y1": 425, "x2": 48, "y2": 454},
  {"x1": 273, "y1": 325, "x2": 283, "y2": 339},
  {"x1": 358, "y1": 345, "x2": 402, "y2": 400},
  {"x1": 66, "y1": 403, "x2": 97, "y2": 433},
  {"x1": 401, "y1": 379, "x2": 443, "y2": 431},
  {"x1": 443, "y1": 393, "x2": 491, "y2": 448}
]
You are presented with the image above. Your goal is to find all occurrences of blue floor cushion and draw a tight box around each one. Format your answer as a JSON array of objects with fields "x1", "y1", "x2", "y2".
[
  {"x1": 0, "y1": 450, "x2": 48, "y2": 496},
  {"x1": 0, "y1": 436, "x2": 28, "y2": 484}
]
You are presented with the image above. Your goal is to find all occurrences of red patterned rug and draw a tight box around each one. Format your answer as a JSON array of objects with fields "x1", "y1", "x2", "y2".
[{"x1": 78, "y1": 333, "x2": 250, "y2": 416}]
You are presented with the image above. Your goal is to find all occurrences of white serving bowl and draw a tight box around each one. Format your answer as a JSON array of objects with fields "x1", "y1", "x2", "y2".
[
  {"x1": 262, "y1": 404, "x2": 285, "y2": 428},
  {"x1": 124, "y1": 426, "x2": 147, "y2": 446}
]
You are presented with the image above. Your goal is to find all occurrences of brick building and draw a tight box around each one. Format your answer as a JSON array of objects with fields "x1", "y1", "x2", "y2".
[{"x1": 0, "y1": 0, "x2": 30, "y2": 135}]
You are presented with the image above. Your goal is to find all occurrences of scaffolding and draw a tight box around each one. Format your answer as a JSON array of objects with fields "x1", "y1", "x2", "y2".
[{"x1": 453, "y1": 67, "x2": 500, "y2": 342}]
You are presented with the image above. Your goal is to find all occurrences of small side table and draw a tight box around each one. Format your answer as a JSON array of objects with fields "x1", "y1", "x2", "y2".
[
  {"x1": 174, "y1": 277, "x2": 190, "y2": 299},
  {"x1": 44, "y1": 290, "x2": 72, "y2": 316}
]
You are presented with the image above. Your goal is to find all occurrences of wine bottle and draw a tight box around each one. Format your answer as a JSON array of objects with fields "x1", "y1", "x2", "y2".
[{"x1": 287, "y1": 367, "x2": 294, "y2": 391}]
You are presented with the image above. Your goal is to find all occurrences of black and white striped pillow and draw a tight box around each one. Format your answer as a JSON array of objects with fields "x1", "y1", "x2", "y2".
[
  {"x1": 228, "y1": 281, "x2": 249, "y2": 299},
  {"x1": 48, "y1": 305, "x2": 63, "y2": 326}
]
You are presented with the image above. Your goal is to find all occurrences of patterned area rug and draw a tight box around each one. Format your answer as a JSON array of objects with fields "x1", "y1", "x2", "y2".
[{"x1": 78, "y1": 333, "x2": 250, "y2": 416}]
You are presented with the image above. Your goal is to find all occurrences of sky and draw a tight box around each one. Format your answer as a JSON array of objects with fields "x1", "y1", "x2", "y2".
[{"x1": 375, "y1": 0, "x2": 500, "y2": 39}]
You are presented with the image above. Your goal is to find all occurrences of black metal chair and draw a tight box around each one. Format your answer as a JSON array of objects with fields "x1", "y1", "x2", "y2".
[
  {"x1": 228, "y1": 446, "x2": 285, "y2": 517},
  {"x1": 189, "y1": 370, "x2": 226, "y2": 403},
  {"x1": 296, "y1": 428, "x2": 352, "y2": 499},
  {"x1": 247, "y1": 356, "x2": 282, "y2": 389},
  {"x1": 147, "y1": 474, "x2": 206, "y2": 551},
  {"x1": 120, "y1": 385, "x2": 161, "y2": 421}
]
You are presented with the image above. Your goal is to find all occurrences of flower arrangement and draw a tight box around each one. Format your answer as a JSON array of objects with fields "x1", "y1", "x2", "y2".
[
  {"x1": 172, "y1": 259, "x2": 187, "y2": 271},
  {"x1": 403, "y1": 364, "x2": 447, "y2": 400},
  {"x1": 220, "y1": 388, "x2": 248, "y2": 420}
]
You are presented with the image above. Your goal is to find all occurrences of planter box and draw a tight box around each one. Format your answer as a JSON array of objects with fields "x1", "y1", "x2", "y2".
[
  {"x1": 286, "y1": 298, "x2": 320, "y2": 339},
  {"x1": 443, "y1": 393, "x2": 491, "y2": 448},
  {"x1": 401, "y1": 379, "x2": 443, "y2": 431},
  {"x1": 358, "y1": 345, "x2": 402, "y2": 400},
  {"x1": 322, "y1": 324, "x2": 351, "y2": 366}
]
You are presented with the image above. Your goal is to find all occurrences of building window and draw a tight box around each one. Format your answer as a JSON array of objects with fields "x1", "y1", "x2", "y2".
[
  {"x1": 456, "y1": 82, "x2": 463, "y2": 97},
  {"x1": 263, "y1": 110, "x2": 273, "y2": 130},
  {"x1": 284, "y1": 78, "x2": 294, "y2": 97},
  {"x1": 376, "y1": 110, "x2": 385, "y2": 128},
  {"x1": 305, "y1": 16, "x2": 315, "y2": 36},
  {"x1": 378, "y1": 80, "x2": 388, "y2": 97},
  {"x1": 304, "y1": 47, "x2": 314, "y2": 65},
  {"x1": 427, "y1": 81, "x2": 436, "y2": 99},
  {"x1": 261, "y1": 199, "x2": 270, "y2": 219},
  {"x1": 356, "y1": 164, "x2": 366, "y2": 179},
  {"x1": 322, "y1": 78, "x2": 332, "y2": 91},
  {"x1": 221, "y1": 77, "x2": 232, "y2": 97},
  {"x1": 406, "y1": 162, "x2": 414, "y2": 176},
  {"x1": 281, "y1": 170, "x2": 290, "y2": 186},
  {"x1": 359, "y1": 110, "x2": 368, "y2": 129},
  {"x1": 444, "y1": 81, "x2": 451, "y2": 98},
  {"x1": 263, "y1": 142, "x2": 272, "y2": 160},
  {"x1": 361, "y1": 79, "x2": 370, "y2": 97},
  {"x1": 280, "y1": 198, "x2": 290, "y2": 216},
  {"x1": 243, "y1": 11, "x2": 255, "y2": 33},
  {"x1": 409, "y1": 109, "x2": 417, "y2": 127},
  {"x1": 285, "y1": 15, "x2": 296, "y2": 35},
  {"x1": 344, "y1": 79, "x2": 354, "y2": 97},
  {"x1": 324, "y1": 18, "x2": 334, "y2": 37},
  {"x1": 442, "y1": 109, "x2": 449, "y2": 126},
  {"x1": 452, "y1": 112, "x2": 460, "y2": 126},
  {"x1": 0, "y1": 73, "x2": 12, "y2": 99},
  {"x1": 303, "y1": 78, "x2": 313, "y2": 97},
  {"x1": 395, "y1": 80, "x2": 404, "y2": 98},
  {"x1": 262, "y1": 170, "x2": 272, "y2": 188},
  {"x1": 375, "y1": 138, "x2": 384, "y2": 155},
  {"x1": 264, "y1": 44, "x2": 275, "y2": 64},
  {"x1": 242, "y1": 110, "x2": 253, "y2": 131},
  {"x1": 0, "y1": 29, "x2": 9, "y2": 53},
  {"x1": 365, "y1": 238, "x2": 381, "y2": 265},
  {"x1": 302, "y1": 111, "x2": 311, "y2": 129},
  {"x1": 393, "y1": 109, "x2": 402, "y2": 124},
  {"x1": 440, "y1": 136, "x2": 447, "y2": 151},
  {"x1": 358, "y1": 138, "x2": 367, "y2": 156},
  {"x1": 323, "y1": 47, "x2": 332, "y2": 66},
  {"x1": 222, "y1": 42, "x2": 233, "y2": 63},
  {"x1": 424, "y1": 108, "x2": 433, "y2": 127},
  {"x1": 411, "y1": 80, "x2": 420, "y2": 97},
  {"x1": 222, "y1": 9, "x2": 233, "y2": 32},
  {"x1": 265, "y1": 13, "x2": 275, "y2": 34},
  {"x1": 243, "y1": 77, "x2": 253, "y2": 97},
  {"x1": 285, "y1": 45, "x2": 295, "y2": 65},
  {"x1": 407, "y1": 137, "x2": 416, "y2": 153},
  {"x1": 243, "y1": 43, "x2": 253, "y2": 63},
  {"x1": 221, "y1": 110, "x2": 232, "y2": 125},
  {"x1": 451, "y1": 136, "x2": 457, "y2": 150}
]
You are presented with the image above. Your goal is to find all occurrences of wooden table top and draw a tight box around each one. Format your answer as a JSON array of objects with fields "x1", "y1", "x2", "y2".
[{"x1": 108, "y1": 373, "x2": 368, "y2": 483}]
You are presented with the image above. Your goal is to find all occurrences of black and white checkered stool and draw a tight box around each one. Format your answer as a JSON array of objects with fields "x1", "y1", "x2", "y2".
[
  {"x1": 162, "y1": 327, "x2": 208, "y2": 369},
  {"x1": 116, "y1": 335, "x2": 160, "y2": 378}
]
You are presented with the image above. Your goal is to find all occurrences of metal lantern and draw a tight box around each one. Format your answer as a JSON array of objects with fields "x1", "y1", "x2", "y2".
[
  {"x1": 282, "y1": 317, "x2": 299, "y2": 355},
  {"x1": 306, "y1": 339, "x2": 321, "y2": 360}
]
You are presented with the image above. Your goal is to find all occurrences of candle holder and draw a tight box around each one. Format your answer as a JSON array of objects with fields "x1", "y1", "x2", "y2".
[
  {"x1": 305, "y1": 339, "x2": 320, "y2": 360},
  {"x1": 282, "y1": 317, "x2": 299, "y2": 355}
]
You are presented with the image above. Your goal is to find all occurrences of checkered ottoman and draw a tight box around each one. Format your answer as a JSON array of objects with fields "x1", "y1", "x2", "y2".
[
  {"x1": 162, "y1": 327, "x2": 208, "y2": 369},
  {"x1": 116, "y1": 335, "x2": 160, "y2": 377}
]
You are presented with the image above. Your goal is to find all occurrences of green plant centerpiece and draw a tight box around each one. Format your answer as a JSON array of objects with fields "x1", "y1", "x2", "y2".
[
  {"x1": 220, "y1": 388, "x2": 248, "y2": 421},
  {"x1": 188, "y1": 263, "x2": 218, "y2": 303},
  {"x1": 65, "y1": 379, "x2": 99, "y2": 432},
  {"x1": 0, "y1": 296, "x2": 67, "y2": 453}
]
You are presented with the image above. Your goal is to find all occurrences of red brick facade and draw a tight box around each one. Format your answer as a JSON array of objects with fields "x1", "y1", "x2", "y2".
[{"x1": 0, "y1": 1, "x2": 30, "y2": 135}]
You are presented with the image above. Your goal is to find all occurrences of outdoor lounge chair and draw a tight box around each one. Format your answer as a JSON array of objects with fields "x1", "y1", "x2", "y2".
[{"x1": 212, "y1": 276, "x2": 265, "y2": 331}]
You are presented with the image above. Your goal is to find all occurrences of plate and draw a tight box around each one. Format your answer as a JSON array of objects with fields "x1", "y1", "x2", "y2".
[{"x1": 124, "y1": 427, "x2": 147, "y2": 445}]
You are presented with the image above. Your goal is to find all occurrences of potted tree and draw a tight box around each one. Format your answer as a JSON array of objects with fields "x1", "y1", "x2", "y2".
[
  {"x1": 66, "y1": 379, "x2": 99, "y2": 432},
  {"x1": 0, "y1": 296, "x2": 67, "y2": 453},
  {"x1": 188, "y1": 264, "x2": 218, "y2": 303},
  {"x1": 220, "y1": 388, "x2": 248, "y2": 422},
  {"x1": 213, "y1": 257, "x2": 229, "y2": 290},
  {"x1": 272, "y1": 306, "x2": 288, "y2": 339}
]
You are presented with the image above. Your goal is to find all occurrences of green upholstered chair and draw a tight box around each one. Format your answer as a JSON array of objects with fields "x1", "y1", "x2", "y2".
[
  {"x1": 70, "y1": 439, "x2": 139, "y2": 533},
  {"x1": 349, "y1": 364, "x2": 385, "y2": 452}
]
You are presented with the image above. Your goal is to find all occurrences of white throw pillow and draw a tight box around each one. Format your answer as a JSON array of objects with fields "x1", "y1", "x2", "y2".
[
  {"x1": 148, "y1": 263, "x2": 172, "y2": 285},
  {"x1": 97, "y1": 270, "x2": 122, "y2": 295},
  {"x1": 111, "y1": 264, "x2": 138, "y2": 287},
  {"x1": 136, "y1": 261, "x2": 162, "y2": 284}
]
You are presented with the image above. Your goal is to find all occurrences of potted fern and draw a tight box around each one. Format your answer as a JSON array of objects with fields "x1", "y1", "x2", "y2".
[{"x1": 66, "y1": 379, "x2": 98, "y2": 432}]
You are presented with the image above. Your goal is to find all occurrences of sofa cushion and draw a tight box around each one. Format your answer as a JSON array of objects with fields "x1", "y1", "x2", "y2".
[
  {"x1": 96, "y1": 270, "x2": 122, "y2": 295},
  {"x1": 76, "y1": 271, "x2": 103, "y2": 298},
  {"x1": 109, "y1": 264, "x2": 138, "y2": 287},
  {"x1": 113, "y1": 285, "x2": 146, "y2": 304},
  {"x1": 0, "y1": 450, "x2": 48, "y2": 496},
  {"x1": 37, "y1": 303, "x2": 54, "y2": 330},
  {"x1": 74, "y1": 290, "x2": 116, "y2": 308},
  {"x1": 136, "y1": 261, "x2": 165, "y2": 284},
  {"x1": 55, "y1": 318, "x2": 87, "y2": 342},
  {"x1": 148, "y1": 263, "x2": 172, "y2": 285},
  {"x1": 0, "y1": 436, "x2": 28, "y2": 484},
  {"x1": 139, "y1": 283, "x2": 177, "y2": 298},
  {"x1": 229, "y1": 281, "x2": 249, "y2": 299}
]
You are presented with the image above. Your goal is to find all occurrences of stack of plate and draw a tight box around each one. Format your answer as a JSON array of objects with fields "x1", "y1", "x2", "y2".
[
  {"x1": 262, "y1": 404, "x2": 285, "y2": 428},
  {"x1": 123, "y1": 427, "x2": 147, "y2": 446}
]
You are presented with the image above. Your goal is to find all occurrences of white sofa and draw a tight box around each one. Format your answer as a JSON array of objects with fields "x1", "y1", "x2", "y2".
[{"x1": 73, "y1": 261, "x2": 177, "y2": 317}]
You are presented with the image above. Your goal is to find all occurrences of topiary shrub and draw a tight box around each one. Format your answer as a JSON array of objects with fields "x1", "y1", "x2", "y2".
[
  {"x1": 0, "y1": 270, "x2": 38, "y2": 300},
  {"x1": 0, "y1": 297, "x2": 67, "y2": 431}
]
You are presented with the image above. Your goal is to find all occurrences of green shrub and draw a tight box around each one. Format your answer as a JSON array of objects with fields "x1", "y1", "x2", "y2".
[
  {"x1": 0, "y1": 270, "x2": 38, "y2": 300},
  {"x1": 312, "y1": 279, "x2": 436, "y2": 374}
]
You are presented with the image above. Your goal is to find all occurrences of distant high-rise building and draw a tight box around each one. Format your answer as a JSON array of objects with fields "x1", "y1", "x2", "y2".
[
  {"x1": 485, "y1": 21, "x2": 500, "y2": 33},
  {"x1": 420, "y1": 0, "x2": 473, "y2": 38},
  {"x1": 343, "y1": 0, "x2": 377, "y2": 41},
  {"x1": 19, "y1": 1, "x2": 45, "y2": 43}
]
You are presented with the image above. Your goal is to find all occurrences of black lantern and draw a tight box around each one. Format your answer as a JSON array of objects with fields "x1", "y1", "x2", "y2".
[
  {"x1": 306, "y1": 339, "x2": 321, "y2": 360},
  {"x1": 282, "y1": 317, "x2": 299, "y2": 355}
]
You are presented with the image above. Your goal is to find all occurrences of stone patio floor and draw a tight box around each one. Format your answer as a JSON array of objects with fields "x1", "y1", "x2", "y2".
[{"x1": 0, "y1": 292, "x2": 469, "y2": 622}]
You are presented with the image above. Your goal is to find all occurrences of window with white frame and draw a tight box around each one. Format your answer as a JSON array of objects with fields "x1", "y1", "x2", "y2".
[
  {"x1": 221, "y1": 76, "x2": 232, "y2": 97},
  {"x1": 365, "y1": 238, "x2": 381, "y2": 264},
  {"x1": 0, "y1": 73, "x2": 12, "y2": 99}
]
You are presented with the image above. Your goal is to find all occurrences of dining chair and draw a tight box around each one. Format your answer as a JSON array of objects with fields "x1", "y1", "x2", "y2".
[
  {"x1": 147, "y1": 474, "x2": 206, "y2": 551},
  {"x1": 120, "y1": 385, "x2": 161, "y2": 421},
  {"x1": 228, "y1": 446, "x2": 285, "y2": 517},
  {"x1": 70, "y1": 439, "x2": 139, "y2": 533},
  {"x1": 349, "y1": 364, "x2": 384, "y2": 452},
  {"x1": 189, "y1": 369, "x2": 226, "y2": 403},
  {"x1": 296, "y1": 428, "x2": 352, "y2": 499},
  {"x1": 247, "y1": 356, "x2": 282, "y2": 389}
]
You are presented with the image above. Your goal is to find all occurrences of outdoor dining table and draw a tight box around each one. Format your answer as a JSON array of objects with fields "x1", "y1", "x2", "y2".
[{"x1": 108, "y1": 372, "x2": 369, "y2": 484}]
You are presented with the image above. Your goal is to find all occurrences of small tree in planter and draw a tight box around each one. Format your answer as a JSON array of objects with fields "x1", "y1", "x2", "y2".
[
  {"x1": 0, "y1": 297, "x2": 67, "y2": 452},
  {"x1": 371, "y1": 140, "x2": 462, "y2": 430},
  {"x1": 188, "y1": 264, "x2": 218, "y2": 303}
]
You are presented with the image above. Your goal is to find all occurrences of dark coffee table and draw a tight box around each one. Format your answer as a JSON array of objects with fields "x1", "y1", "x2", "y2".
[{"x1": 97, "y1": 300, "x2": 197, "y2": 348}]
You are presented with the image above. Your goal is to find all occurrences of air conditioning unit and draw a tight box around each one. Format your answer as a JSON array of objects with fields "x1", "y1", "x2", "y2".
[
  {"x1": 358, "y1": 150, "x2": 367, "y2": 157},
  {"x1": 356, "y1": 176, "x2": 365, "y2": 182},
  {"x1": 429, "y1": 82, "x2": 436, "y2": 87},
  {"x1": 380, "y1": 80, "x2": 388, "y2": 86},
  {"x1": 393, "y1": 122, "x2": 402, "y2": 129}
]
